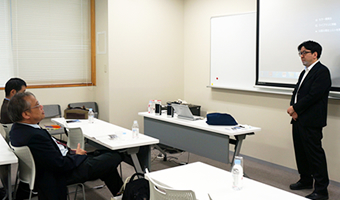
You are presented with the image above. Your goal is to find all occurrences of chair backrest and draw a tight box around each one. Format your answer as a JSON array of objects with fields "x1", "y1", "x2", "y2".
[
  {"x1": 2, "y1": 123, "x2": 13, "y2": 143},
  {"x1": 10, "y1": 143, "x2": 36, "y2": 191},
  {"x1": 43, "y1": 104, "x2": 62, "y2": 118},
  {"x1": 145, "y1": 170, "x2": 196, "y2": 200},
  {"x1": 40, "y1": 105, "x2": 65, "y2": 137},
  {"x1": 67, "y1": 127, "x2": 84, "y2": 149},
  {"x1": 68, "y1": 102, "x2": 98, "y2": 118}
]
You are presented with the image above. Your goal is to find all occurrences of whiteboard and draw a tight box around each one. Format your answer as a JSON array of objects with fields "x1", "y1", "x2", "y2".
[
  {"x1": 209, "y1": 12, "x2": 340, "y2": 98},
  {"x1": 210, "y1": 12, "x2": 256, "y2": 91}
]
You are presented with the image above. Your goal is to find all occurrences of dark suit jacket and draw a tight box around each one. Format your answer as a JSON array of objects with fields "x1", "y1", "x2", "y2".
[
  {"x1": 290, "y1": 61, "x2": 331, "y2": 127},
  {"x1": 10, "y1": 123, "x2": 87, "y2": 200},
  {"x1": 0, "y1": 99, "x2": 12, "y2": 124}
]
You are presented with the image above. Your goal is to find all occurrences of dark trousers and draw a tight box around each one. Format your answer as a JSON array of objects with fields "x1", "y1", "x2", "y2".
[
  {"x1": 292, "y1": 121, "x2": 329, "y2": 194},
  {"x1": 66, "y1": 150, "x2": 123, "y2": 196}
]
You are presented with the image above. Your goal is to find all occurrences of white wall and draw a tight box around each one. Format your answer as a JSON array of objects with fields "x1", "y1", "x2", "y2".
[
  {"x1": 183, "y1": 0, "x2": 340, "y2": 182},
  {"x1": 107, "y1": 0, "x2": 185, "y2": 129},
  {"x1": 94, "y1": 0, "x2": 110, "y2": 121}
]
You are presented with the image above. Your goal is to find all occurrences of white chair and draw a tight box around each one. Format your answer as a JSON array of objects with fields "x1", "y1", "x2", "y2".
[
  {"x1": 64, "y1": 127, "x2": 88, "y2": 200},
  {"x1": 10, "y1": 144, "x2": 36, "y2": 200},
  {"x1": 67, "y1": 127, "x2": 85, "y2": 149},
  {"x1": 145, "y1": 169, "x2": 196, "y2": 200},
  {"x1": 1, "y1": 123, "x2": 13, "y2": 143},
  {"x1": 10, "y1": 143, "x2": 86, "y2": 200}
]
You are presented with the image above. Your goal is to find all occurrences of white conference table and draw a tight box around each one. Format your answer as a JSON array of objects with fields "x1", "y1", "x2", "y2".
[
  {"x1": 52, "y1": 118, "x2": 159, "y2": 173},
  {"x1": 0, "y1": 135, "x2": 18, "y2": 200},
  {"x1": 138, "y1": 112, "x2": 261, "y2": 165},
  {"x1": 147, "y1": 162, "x2": 307, "y2": 200}
]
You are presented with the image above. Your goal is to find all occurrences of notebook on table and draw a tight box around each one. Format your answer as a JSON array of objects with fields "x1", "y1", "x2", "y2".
[{"x1": 171, "y1": 104, "x2": 204, "y2": 121}]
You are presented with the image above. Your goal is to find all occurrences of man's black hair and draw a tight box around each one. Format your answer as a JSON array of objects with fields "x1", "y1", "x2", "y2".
[
  {"x1": 298, "y1": 40, "x2": 322, "y2": 59},
  {"x1": 4, "y1": 78, "x2": 27, "y2": 97}
]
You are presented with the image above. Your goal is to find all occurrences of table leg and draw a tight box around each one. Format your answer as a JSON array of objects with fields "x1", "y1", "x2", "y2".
[
  {"x1": 8, "y1": 164, "x2": 12, "y2": 200},
  {"x1": 0, "y1": 164, "x2": 12, "y2": 200},
  {"x1": 231, "y1": 134, "x2": 246, "y2": 166},
  {"x1": 126, "y1": 147, "x2": 143, "y2": 174}
]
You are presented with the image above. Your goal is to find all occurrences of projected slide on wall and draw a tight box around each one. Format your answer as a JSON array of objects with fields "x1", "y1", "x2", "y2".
[{"x1": 257, "y1": 0, "x2": 340, "y2": 91}]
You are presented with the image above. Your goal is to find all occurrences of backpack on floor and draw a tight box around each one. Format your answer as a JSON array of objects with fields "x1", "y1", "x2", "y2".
[{"x1": 122, "y1": 173, "x2": 149, "y2": 200}]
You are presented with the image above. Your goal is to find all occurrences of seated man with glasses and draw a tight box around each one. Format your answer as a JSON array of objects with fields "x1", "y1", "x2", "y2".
[{"x1": 8, "y1": 92, "x2": 123, "y2": 200}]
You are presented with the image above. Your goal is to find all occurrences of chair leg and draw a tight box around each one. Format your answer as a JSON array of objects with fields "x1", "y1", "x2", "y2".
[
  {"x1": 13, "y1": 171, "x2": 19, "y2": 200},
  {"x1": 68, "y1": 183, "x2": 86, "y2": 200},
  {"x1": 80, "y1": 184, "x2": 86, "y2": 200},
  {"x1": 67, "y1": 187, "x2": 70, "y2": 200},
  {"x1": 28, "y1": 190, "x2": 32, "y2": 200},
  {"x1": 73, "y1": 185, "x2": 78, "y2": 200},
  {"x1": 73, "y1": 183, "x2": 86, "y2": 200}
]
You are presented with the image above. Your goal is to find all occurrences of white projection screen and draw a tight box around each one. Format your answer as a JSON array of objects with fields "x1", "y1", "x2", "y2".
[{"x1": 257, "y1": 0, "x2": 340, "y2": 92}]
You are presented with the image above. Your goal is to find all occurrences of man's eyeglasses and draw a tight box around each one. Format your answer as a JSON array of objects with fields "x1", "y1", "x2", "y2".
[
  {"x1": 298, "y1": 51, "x2": 312, "y2": 56},
  {"x1": 25, "y1": 101, "x2": 41, "y2": 111}
]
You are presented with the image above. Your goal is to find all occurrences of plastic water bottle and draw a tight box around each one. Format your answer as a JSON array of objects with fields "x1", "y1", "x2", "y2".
[
  {"x1": 148, "y1": 100, "x2": 153, "y2": 113},
  {"x1": 132, "y1": 120, "x2": 139, "y2": 139},
  {"x1": 88, "y1": 108, "x2": 94, "y2": 123},
  {"x1": 232, "y1": 159, "x2": 243, "y2": 190}
]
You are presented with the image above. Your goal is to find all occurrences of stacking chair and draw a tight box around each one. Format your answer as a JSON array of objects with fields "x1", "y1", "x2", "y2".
[
  {"x1": 67, "y1": 127, "x2": 85, "y2": 149},
  {"x1": 10, "y1": 143, "x2": 86, "y2": 200},
  {"x1": 1, "y1": 123, "x2": 13, "y2": 144},
  {"x1": 41, "y1": 104, "x2": 65, "y2": 138},
  {"x1": 10, "y1": 144, "x2": 36, "y2": 200},
  {"x1": 43, "y1": 104, "x2": 62, "y2": 119},
  {"x1": 61, "y1": 126, "x2": 87, "y2": 200},
  {"x1": 145, "y1": 169, "x2": 196, "y2": 200},
  {"x1": 68, "y1": 102, "x2": 99, "y2": 118}
]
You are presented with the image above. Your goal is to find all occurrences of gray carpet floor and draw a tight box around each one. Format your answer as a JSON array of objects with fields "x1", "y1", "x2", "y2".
[{"x1": 5, "y1": 147, "x2": 340, "y2": 200}]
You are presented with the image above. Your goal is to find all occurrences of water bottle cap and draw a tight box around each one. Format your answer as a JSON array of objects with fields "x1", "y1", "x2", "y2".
[
  {"x1": 235, "y1": 160, "x2": 241, "y2": 165},
  {"x1": 89, "y1": 108, "x2": 92, "y2": 111},
  {"x1": 134, "y1": 120, "x2": 137, "y2": 123}
]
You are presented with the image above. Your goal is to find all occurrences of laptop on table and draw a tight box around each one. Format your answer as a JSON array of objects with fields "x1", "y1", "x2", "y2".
[{"x1": 171, "y1": 104, "x2": 204, "y2": 121}]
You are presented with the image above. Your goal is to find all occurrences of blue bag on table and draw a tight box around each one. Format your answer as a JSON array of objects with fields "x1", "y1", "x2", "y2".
[{"x1": 206, "y1": 113, "x2": 238, "y2": 125}]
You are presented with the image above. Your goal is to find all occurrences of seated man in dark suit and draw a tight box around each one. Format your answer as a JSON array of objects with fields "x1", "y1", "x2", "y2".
[
  {"x1": 0, "y1": 78, "x2": 31, "y2": 199},
  {"x1": 0, "y1": 77, "x2": 27, "y2": 124},
  {"x1": 8, "y1": 92, "x2": 123, "y2": 200}
]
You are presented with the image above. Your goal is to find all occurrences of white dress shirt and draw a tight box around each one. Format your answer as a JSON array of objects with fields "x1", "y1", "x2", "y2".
[{"x1": 294, "y1": 60, "x2": 319, "y2": 103}]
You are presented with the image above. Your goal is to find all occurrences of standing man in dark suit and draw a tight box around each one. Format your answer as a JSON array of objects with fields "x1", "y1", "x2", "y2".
[
  {"x1": 287, "y1": 41, "x2": 331, "y2": 200},
  {"x1": 8, "y1": 92, "x2": 123, "y2": 200},
  {"x1": 1, "y1": 78, "x2": 27, "y2": 124}
]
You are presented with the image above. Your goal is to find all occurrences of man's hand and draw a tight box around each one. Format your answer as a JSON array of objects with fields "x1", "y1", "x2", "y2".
[
  {"x1": 287, "y1": 106, "x2": 298, "y2": 120},
  {"x1": 287, "y1": 106, "x2": 295, "y2": 116},
  {"x1": 74, "y1": 143, "x2": 87, "y2": 155},
  {"x1": 291, "y1": 112, "x2": 298, "y2": 121}
]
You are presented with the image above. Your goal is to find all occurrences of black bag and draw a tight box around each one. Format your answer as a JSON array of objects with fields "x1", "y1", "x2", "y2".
[
  {"x1": 122, "y1": 173, "x2": 150, "y2": 200},
  {"x1": 206, "y1": 113, "x2": 238, "y2": 125}
]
